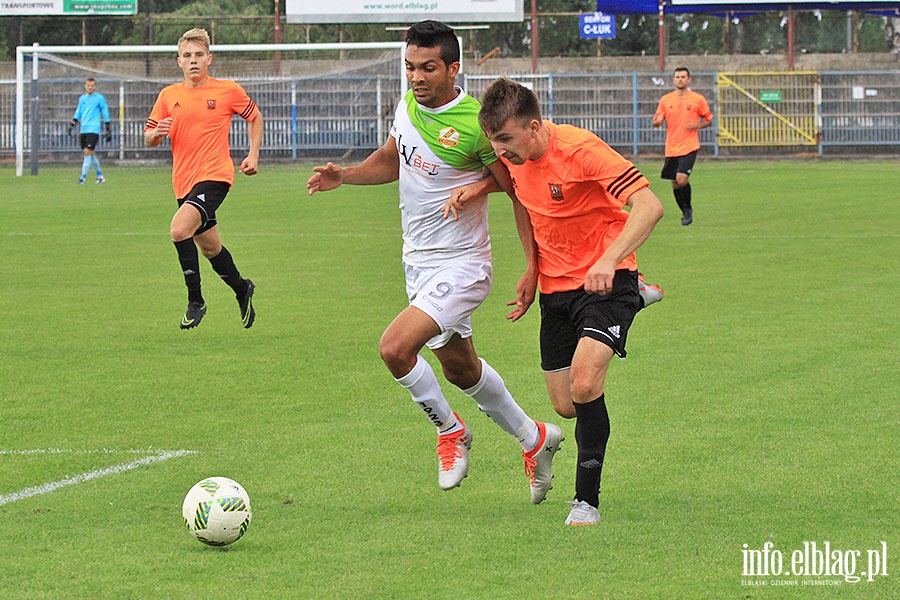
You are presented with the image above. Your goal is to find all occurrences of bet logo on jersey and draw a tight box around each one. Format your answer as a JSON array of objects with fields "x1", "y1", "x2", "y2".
[{"x1": 397, "y1": 135, "x2": 440, "y2": 176}]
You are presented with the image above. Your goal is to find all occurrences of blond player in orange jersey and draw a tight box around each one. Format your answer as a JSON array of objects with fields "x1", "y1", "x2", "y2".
[
  {"x1": 446, "y1": 78, "x2": 664, "y2": 526},
  {"x1": 652, "y1": 67, "x2": 713, "y2": 226},
  {"x1": 145, "y1": 28, "x2": 263, "y2": 329}
]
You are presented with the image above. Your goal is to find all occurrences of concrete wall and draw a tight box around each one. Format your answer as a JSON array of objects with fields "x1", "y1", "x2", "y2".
[{"x1": 465, "y1": 52, "x2": 900, "y2": 75}]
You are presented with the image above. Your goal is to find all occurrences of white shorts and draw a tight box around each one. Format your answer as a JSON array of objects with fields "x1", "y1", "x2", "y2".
[{"x1": 405, "y1": 260, "x2": 493, "y2": 350}]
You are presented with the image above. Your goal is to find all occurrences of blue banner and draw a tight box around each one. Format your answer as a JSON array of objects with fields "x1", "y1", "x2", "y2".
[
  {"x1": 595, "y1": 1, "x2": 900, "y2": 15},
  {"x1": 580, "y1": 12, "x2": 617, "y2": 39}
]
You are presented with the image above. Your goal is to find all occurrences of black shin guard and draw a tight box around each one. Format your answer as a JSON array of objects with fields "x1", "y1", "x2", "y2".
[
  {"x1": 672, "y1": 187, "x2": 686, "y2": 213},
  {"x1": 574, "y1": 395, "x2": 611, "y2": 508},
  {"x1": 672, "y1": 188, "x2": 687, "y2": 212},
  {"x1": 208, "y1": 246, "x2": 247, "y2": 295},
  {"x1": 681, "y1": 183, "x2": 692, "y2": 211},
  {"x1": 173, "y1": 238, "x2": 203, "y2": 303}
]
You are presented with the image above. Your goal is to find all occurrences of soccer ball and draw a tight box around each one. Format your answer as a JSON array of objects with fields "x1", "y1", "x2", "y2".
[{"x1": 182, "y1": 477, "x2": 252, "y2": 546}]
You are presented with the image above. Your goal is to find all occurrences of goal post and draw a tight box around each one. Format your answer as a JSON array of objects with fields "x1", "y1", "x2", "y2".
[{"x1": 15, "y1": 41, "x2": 407, "y2": 176}]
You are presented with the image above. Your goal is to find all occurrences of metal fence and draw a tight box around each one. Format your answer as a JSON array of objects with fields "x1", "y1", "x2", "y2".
[
  {"x1": 819, "y1": 70, "x2": 900, "y2": 148},
  {"x1": 715, "y1": 72, "x2": 820, "y2": 147},
  {"x1": 463, "y1": 71, "x2": 900, "y2": 156},
  {"x1": 3, "y1": 69, "x2": 899, "y2": 167}
]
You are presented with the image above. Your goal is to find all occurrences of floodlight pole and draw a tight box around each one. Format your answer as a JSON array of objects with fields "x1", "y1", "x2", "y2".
[
  {"x1": 787, "y1": 7, "x2": 795, "y2": 70},
  {"x1": 144, "y1": 0, "x2": 152, "y2": 76},
  {"x1": 658, "y1": 0, "x2": 666, "y2": 72},
  {"x1": 274, "y1": 0, "x2": 282, "y2": 74},
  {"x1": 531, "y1": 0, "x2": 538, "y2": 73}
]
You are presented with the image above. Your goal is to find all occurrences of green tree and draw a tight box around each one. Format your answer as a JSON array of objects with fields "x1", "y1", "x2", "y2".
[{"x1": 1, "y1": 1, "x2": 897, "y2": 62}]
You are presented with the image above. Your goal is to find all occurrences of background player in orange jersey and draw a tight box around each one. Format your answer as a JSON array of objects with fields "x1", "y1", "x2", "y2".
[
  {"x1": 652, "y1": 67, "x2": 713, "y2": 226},
  {"x1": 145, "y1": 28, "x2": 263, "y2": 329},
  {"x1": 448, "y1": 78, "x2": 664, "y2": 526}
]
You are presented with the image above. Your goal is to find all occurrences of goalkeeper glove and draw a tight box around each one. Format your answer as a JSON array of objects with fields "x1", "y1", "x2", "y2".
[
  {"x1": 67, "y1": 120, "x2": 77, "y2": 138},
  {"x1": 104, "y1": 123, "x2": 112, "y2": 143}
]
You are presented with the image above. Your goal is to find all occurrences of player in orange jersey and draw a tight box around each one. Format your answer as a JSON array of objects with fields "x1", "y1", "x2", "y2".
[
  {"x1": 447, "y1": 78, "x2": 664, "y2": 526},
  {"x1": 144, "y1": 28, "x2": 263, "y2": 329},
  {"x1": 653, "y1": 67, "x2": 713, "y2": 226}
]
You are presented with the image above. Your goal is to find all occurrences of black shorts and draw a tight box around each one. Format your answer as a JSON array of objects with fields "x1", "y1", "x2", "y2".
[
  {"x1": 80, "y1": 133, "x2": 99, "y2": 151},
  {"x1": 661, "y1": 150, "x2": 698, "y2": 180},
  {"x1": 539, "y1": 270, "x2": 640, "y2": 371},
  {"x1": 177, "y1": 181, "x2": 230, "y2": 235}
]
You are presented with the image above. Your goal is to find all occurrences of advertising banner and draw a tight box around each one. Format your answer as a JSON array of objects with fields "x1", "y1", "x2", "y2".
[
  {"x1": 287, "y1": 0, "x2": 523, "y2": 24},
  {"x1": 1, "y1": 0, "x2": 137, "y2": 16}
]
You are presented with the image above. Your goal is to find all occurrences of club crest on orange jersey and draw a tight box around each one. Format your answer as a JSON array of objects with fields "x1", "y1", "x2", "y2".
[
  {"x1": 548, "y1": 183, "x2": 564, "y2": 201},
  {"x1": 438, "y1": 126, "x2": 459, "y2": 148},
  {"x1": 207, "y1": 99, "x2": 216, "y2": 110}
]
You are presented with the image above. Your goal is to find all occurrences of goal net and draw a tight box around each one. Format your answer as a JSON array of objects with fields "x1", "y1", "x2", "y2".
[{"x1": 13, "y1": 42, "x2": 406, "y2": 176}]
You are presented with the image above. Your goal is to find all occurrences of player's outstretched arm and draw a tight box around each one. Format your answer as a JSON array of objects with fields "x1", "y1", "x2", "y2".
[
  {"x1": 443, "y1": 177, "x2": 499, "y2": 220},
  {"x1": 442, "y1": 159, "x2": 511, "y2": 220},
  {"x1": 307, "y1": 136, "x2": 399, "y2": 195},
  {"x1": 307, "y1": 162, "x2": 345, "y2": 194}
]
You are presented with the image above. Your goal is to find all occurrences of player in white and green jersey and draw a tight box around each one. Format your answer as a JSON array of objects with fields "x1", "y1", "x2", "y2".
[
  {"x1": 391, "y1": 86, "x2": 494, "y2": 268},
  {"x1": 307, "y1": 20, "x2": 563, "y2": 505}
]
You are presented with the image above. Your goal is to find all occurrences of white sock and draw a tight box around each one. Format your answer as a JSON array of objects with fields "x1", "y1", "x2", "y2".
[
  {"x1": 396, "y1": 354, "x2": 461, "y2": 435},
  {"x1": 464, "y1": 359, "x2": 539, "y2": 450}
]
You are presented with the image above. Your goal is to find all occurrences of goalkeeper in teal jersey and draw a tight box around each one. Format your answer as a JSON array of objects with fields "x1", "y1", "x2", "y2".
[{"x1": 68, "y1": 78, "x2": 111, "y2": 184}]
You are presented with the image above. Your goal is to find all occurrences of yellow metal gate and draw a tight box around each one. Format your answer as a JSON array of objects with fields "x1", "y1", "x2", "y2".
[{"x1": 717, "y1": 72, "x2": 819, "y2": 146}]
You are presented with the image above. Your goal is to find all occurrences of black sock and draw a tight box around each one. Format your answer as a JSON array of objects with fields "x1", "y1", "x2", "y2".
[
  {"x1": 672, "y1": 187, "x2": 686, "y2": 213},
  {"x1": 208, "y1": 246, "x2": 247, "y2": 295},
  {"x1": 173, "y1": 238, "x2": 203, "y2": 304},
  {"x1": 574, "y1": 395, "x2": 611, "y2": 508},
  {"x1": 682, "y1": 183, "x2": 692, "y2": 211}
]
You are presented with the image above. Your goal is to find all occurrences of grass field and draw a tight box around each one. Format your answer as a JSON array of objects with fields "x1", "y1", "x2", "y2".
[{"x1": 0, "y1": 161, "x2": 897, "y2": 599}]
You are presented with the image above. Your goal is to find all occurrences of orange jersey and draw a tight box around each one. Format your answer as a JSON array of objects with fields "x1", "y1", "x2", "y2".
[
  {"x1": 654, "y1": 89, "x2": 712, "y2": 157},
  {"x1": 145, "y1": 77, "x2": 259, "y2": 199},
  {"x1": 504, "y1": 122, "x2": 650, "y2": 294}
]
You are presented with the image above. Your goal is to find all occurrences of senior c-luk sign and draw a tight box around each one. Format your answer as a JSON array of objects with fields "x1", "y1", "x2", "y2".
[{"x1": 580, "y1": 12, "x2": 616, "y2": 39}]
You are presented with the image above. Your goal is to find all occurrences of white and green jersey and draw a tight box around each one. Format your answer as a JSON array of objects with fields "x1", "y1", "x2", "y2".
[{"x1": 391, "y1": 87, "x2": 498, "y2": 268}]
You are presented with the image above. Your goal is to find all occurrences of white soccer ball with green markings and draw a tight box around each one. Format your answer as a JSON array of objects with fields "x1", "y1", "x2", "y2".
[{"x1": 182, "y1": 477, "x2": 252, "y2": 546}]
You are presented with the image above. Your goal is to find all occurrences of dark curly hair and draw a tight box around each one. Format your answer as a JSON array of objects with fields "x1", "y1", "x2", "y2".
[{"x1": 405, "y1": 20, "x2": 460, "y2": 66}]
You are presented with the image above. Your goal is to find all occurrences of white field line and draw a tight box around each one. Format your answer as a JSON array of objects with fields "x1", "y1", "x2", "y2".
[
  {"x1": 0, "y1": 449, "x2": 196, "y2": 507},
  {"x1": 0, "y1": 448, "x2": 178, "y2": 455}
]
